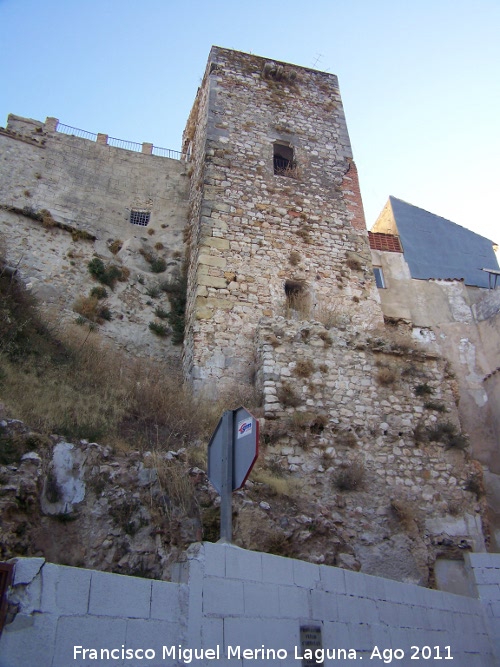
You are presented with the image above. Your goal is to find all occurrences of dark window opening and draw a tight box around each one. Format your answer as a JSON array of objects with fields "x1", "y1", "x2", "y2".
[
  {"x1": 274, "y1": 143, "x2": 294, "y2": 176},
  {"x1": 130, "y1": 210, "x2": 151, "y2": 227},
  {"x1": 373, "y1": 267, "x2": 386, "y2": 289}
]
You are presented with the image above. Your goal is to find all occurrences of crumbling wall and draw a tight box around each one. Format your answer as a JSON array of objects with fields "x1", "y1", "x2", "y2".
[{"x1": 255, "y1": 317, "x2": 486, "y2": 581}]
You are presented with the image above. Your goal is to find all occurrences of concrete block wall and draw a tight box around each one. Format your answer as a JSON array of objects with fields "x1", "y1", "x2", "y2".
[
  {"x1": 179, "y1": 543, "x2": 497, "y2": 666},
  {"x1": 1, "y1": 546, "x2": 500, "y2": 666},
  {"x1": 0, "y1": 558, "x2": 187, "y2": 667}
]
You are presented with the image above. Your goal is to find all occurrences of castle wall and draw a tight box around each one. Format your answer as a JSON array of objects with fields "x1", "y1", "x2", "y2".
[
  {"x1": 255, "y1": 317, "x2": 485, "y2": 579},
  {"x1": 1, "y1": 115, "x2": 188, "y2": 241},
  {"x1": 183, "y1": 47, "x2": 383, "y2": 393},
  {"x1": 0, "y1": 115, "x2": 190, "y2": 360},
  {"x1": 2, "y1": 548, "x2": 499, "y2": 666}
]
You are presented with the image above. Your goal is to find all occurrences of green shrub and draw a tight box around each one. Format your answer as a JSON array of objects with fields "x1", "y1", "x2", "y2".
[
  {"x1": 90, "y1": 286, "x2": 108, "y2": 300},
  {"x1": 427, "y1": 420, "x2": 468, "y2": 449},
  {"x1": 149, "y1": 321, "x2": 169, "y2": 337},
  {"x1": 415, "y1": 383, "x2": 432, "y2": 396},
  {"x1": 88, "y1": 258, "x2": 124, "y2": 288}
]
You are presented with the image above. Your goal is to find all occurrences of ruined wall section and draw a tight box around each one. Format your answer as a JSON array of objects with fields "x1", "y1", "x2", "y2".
[
  {"x1": 185, "y1": 47, "x2": 383, "y2": 392},
  {"x1": 256, "y1": 317, "x2": 486, "y2": 579}
]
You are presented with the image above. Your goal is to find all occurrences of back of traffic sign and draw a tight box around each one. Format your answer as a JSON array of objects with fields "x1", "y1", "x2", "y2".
[{"x1": 207, "y1": 406, "x2": 259, "y2": 493}]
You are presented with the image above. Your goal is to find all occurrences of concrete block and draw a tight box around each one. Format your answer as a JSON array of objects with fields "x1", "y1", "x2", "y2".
[
  {"x1": 12, "y1": 557, "x2": 45, "y2": 585},
  {"x1": 53, "y1": 615, "x2": 127, "y2": 667},
  {"x1": 203, "y1": 576, "x2": 244, "y2": 616},
  {"x1": 0, "y1": 612, "x2": 57, "y2": 667},
  {"x1": 310, "y1": 590, "x2": 339, "y2": 622},
  {"x1": 261, "y1": 552, "x2": 294, "y2": 585},
  {"x1": 342, "y1": 569, "x2": 372, "y2": 598},
  {"x1": 322, "y1": 620, "x2": 356, "y2": 648},
  {"x1": 126, "y1": 618, "x2": 181, "y2": 661},
  {"x1": 243, "y1": 581, "x2": 280, "y2": 617},
  {"x1": 278, "y1": 584, "x2": 309, "y2": 618},
  {"x1": 472, "y1": 567, "x2": 500, "y2": 585},
  {"x1": 381, "y1": 578, "x2": 414, "y2": 603},
  {"x1": 202, "y1": 616, "x2": 224, "y2": 648},
  {"x1": 467, "y1": 553, "x2": 500, "y2": 569},
  {"x1": 88, "y1": 570, "x2": 152, "y2": 619},
  {"x1": 319, "y1": 564, "x2": 346, "y2": 594},
  {"x1": 202, "y1": 542, "x2": 226, "y2": 577},
  {"x1": 477, "y1": 583, "x2": 500, "y2": 601},
  {"x1": 337, "y1": 594, "x2": 379, "y2": 625},
  {"x1": 225, "y1": 545, "x2": 262, "y2": 581},
  {"x1": 150, "y1": 580, "x2": 186, "y2": 622},
  {"x1": 292, "y1": 559, "x2": 320, "y2": 589},
  {"x1": 40, "y1": 563, "x2": 92, "y2": 615}
]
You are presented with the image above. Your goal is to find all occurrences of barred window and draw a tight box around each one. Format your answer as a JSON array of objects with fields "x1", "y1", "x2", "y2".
[{"x1": 130, "y1": 210, "x2": 151, "y2": 227}]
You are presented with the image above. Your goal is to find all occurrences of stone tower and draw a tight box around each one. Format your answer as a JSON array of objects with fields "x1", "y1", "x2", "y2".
[{"x1": 182, "y1": 47, "x2": 382, "y2": 393}]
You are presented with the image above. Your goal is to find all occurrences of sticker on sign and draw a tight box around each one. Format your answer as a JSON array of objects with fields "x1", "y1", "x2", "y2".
[{"x1": 237, "y1": 418, "x2": 253, "y2": 439}]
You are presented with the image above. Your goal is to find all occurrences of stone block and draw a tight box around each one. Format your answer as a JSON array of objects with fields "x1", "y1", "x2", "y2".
[
  {"x1": 197, "y1": 274, "x2": 227, "y2": 289},
  {"x1": 203, "y1": 237, "x2": 230, "y2": 250},
  {"x1": 198, "y1": 254, "x2": 227, "y2": 268},
  {"x1": 88, "y1": 570, "x2": 152, "y2": 619}
]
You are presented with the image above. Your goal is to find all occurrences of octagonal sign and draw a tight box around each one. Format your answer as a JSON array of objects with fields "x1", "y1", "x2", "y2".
[{"x1": 208, "y1": 406, "x2": 259, "y2": 493}]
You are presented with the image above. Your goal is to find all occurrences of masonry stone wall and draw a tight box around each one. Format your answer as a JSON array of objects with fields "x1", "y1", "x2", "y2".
[
  {"x1": 182, "y1": 47, "x2": 383, "y2": 393},
  {"x1": 253, "y1": 317, "x2": 486, "y2": 579},
  {"x1": 0, "y1": 115, "x2": 190, "y2": 360},
  {"x1": 1, "y1": 546, "x2": 500, "y2": 666}
]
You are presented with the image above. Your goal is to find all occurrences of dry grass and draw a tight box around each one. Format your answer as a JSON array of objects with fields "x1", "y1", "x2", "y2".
[
  {"x1": 294, "y1": 358, "x2": 315, "y2": 378},
  {"x1": 376, "y1": 365, "x2": 397, "y2": 386},
  {"x1": 278, "y1": 383, "x2": 301, "y2": 408}
]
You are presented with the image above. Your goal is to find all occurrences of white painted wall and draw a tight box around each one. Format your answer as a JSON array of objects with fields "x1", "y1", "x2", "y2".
[{"x1": 1, "y1": 545, "x2": 499, "y2": 666}]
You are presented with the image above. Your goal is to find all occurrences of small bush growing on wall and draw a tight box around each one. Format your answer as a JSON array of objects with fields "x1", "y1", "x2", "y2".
[
  {"x1": 88, "y1": 258, "x2": 124, "y2": 288},
  {"x1": 294, "y1": 358, "x2": 315, "y2": 378},
  {"x1": 427, "y1": 421, "x2": 468, "y2": 450},
  {"x1": 334, "y1": 461, "x2": 365, "y2": 491},
  {"x1": 148, "y1": 321, "x2": 170, "y2": 337},
  {"x1": 277, "y1": 382, "x2": 301, "y2": 407},
  {"x1": 376, "y1": 365, "x2": 397, "y2": 386},
  {"x1": 415, "y1": 383, "x2": 432, "y2": 396}
]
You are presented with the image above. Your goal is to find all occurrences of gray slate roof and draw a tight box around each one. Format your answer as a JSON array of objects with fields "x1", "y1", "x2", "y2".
[{"x1": 390, "y1": 196, "x2": 499, "y2": 288}]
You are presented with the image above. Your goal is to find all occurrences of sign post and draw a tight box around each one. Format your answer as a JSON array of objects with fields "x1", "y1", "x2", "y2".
[
  {"x1": 208, "y1": 406, "x2": 259, "y2": 543},
  {"x1": 219, "y1": 410, "x2": 233, "y2": 543}
]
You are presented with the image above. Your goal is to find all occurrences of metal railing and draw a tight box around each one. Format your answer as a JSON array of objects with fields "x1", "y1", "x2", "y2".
[
  {"x1": 152, "y1": 146, "x2": 183, "y2": 159},
  {"x1": 54, "y1": 122, "x2": 182, "y2": 160},
  {"x1": 56, "y1": 123, "x2": 97, "y2": 141},
  {"x1": 107, "y1": 136, "x2": 142, "y2": 152}
]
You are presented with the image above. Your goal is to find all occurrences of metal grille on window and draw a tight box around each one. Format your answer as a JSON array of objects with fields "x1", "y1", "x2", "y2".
[{"x1": 130, "y1": 210, "x2": 151, "y2": 227}]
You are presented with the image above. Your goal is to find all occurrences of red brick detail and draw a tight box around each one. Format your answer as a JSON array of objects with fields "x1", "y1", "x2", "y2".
[
  {"x1": 341, "y1": 159, "x2": 367, "y2": 231},
  {"x1": 368, "y1": 232, "x2": 403, "y2": 253}
]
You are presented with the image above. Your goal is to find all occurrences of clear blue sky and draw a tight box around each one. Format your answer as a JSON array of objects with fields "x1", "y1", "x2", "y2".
[{"x1": 1, "y1": 0, "x2": 499, "y2": 247}]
